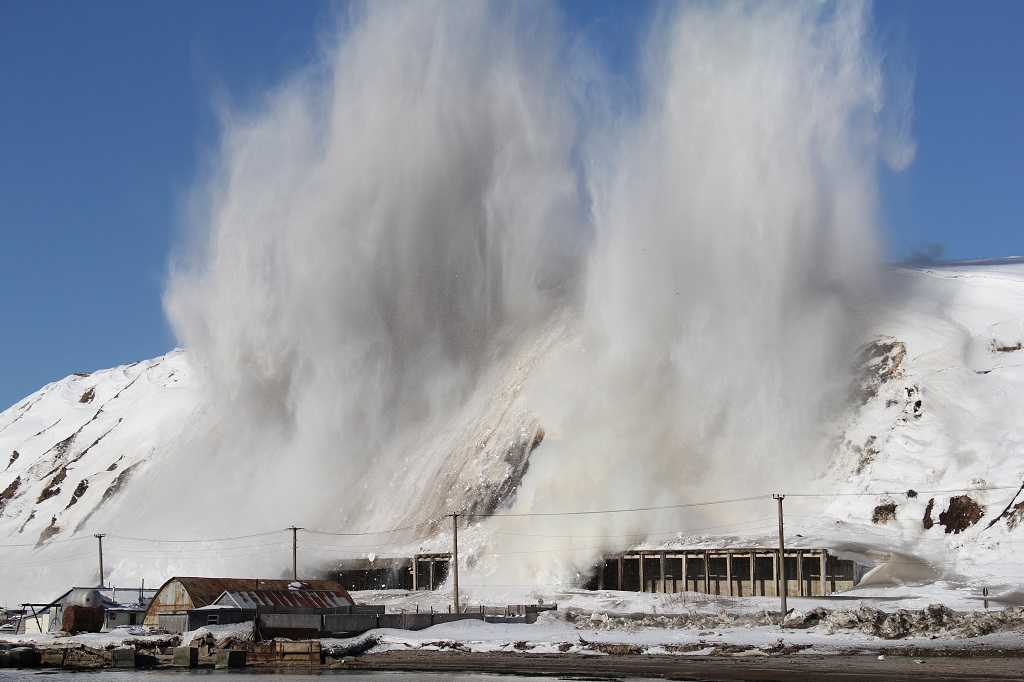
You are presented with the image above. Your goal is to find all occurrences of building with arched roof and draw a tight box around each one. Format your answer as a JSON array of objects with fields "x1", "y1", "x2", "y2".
[{"x1": 142, "y1": 577, "x2": 352, "y2": 628}]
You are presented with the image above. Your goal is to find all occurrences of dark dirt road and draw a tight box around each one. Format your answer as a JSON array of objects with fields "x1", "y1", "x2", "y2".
[{"x1": 346, "y1": 650, "x2": 1024, "y2": 681}]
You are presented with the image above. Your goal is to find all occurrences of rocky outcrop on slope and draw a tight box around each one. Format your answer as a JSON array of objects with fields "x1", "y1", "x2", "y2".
[{"x1": 822, "y1": 264, "x2": 1024, "y2": 587}]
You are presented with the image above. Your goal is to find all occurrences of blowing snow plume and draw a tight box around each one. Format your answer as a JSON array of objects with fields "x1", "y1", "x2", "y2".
[
  {"x1": 154, "y1": 0, "x2": 911, "y2": 585},
  {"x1": 161, "y1": 1, "x2": 582, "y2": 535},
  {"x1": 468, "y1": 0, "x2": 913, "y2": 587}
]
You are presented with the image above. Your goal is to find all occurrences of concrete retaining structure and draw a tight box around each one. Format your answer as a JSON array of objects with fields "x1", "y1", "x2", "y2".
[
  {"x1": 215, "y1": 649, "x2": 247, "y2": 668},
  {"x1": 172, "y1": 647, "x2": 199, "y2": 667}
]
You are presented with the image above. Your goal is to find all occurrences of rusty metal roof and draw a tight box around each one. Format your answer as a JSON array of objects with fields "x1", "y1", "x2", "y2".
[
  {"x1": 144, "y1": 577, "x2": 353, "y2": 625},
  {"x1": 171, "y1": 577, "x2": 349, "y2": 607},
  {"x1": 214, "y1": 589, "x2": 353, "y2": 610}
]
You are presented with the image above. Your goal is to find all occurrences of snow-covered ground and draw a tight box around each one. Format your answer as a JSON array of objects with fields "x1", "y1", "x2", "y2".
[
  {"x1": 4, "y1": 586, "x2": 1022, "y2": 657},
  {"x1": 2, "y1": 260, "x2": 1023, "y2": 616},
  {"x1": 251, "y1": 582, "x2": 1024, "y2": 657},
  {"x1": 325, "y1": 612, "x2": 1024, "y2": 659}
]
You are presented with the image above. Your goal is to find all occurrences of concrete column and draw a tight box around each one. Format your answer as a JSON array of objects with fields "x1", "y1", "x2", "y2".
[
  {"x1": 725, "y1": 552, "x2": 733, "y2": 597},
  {"x1": 639, "y1": 553, "x2": 645, "y2": 593},
  {"x1": 412, "y1": 557, "x2": 418, "y2": 591},
  {"x1": 660, "y1": 553, "x2": 666, "y2": 594},
  {"x1": 617, "y1": 556, "x2": 623, "y2": 591},
  {"x1": 681, "y1": 553, "x2": 688, "y2": 593},
  {"x1": 703, "y1": 552, "x2": 710, "y2": 594},
  {"x1": 796, "y1": 550, "x2": 804, "y2": 597},
  {"x1": 820, "y1": 550, "x2": 828, "y2": 596},
  {"x1": 749, "y1": 553, "x2": 756, "y2": 597}
]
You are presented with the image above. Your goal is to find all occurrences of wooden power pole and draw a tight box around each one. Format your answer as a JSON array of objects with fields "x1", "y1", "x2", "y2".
[
  {"x1": 94, "y1": 533, "x2": 106, "y2": 588},
  {"x1": 288, "y1": 526, "x2": 303, "y2": 581},
  {"x1": 773, "y1": 495, "x2": 787, "y2": 619}
]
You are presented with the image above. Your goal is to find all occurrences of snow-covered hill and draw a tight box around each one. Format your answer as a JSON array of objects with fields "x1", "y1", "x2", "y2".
[
  {"x1": 2, "y1": 261, "x2": 1024, "y2": 606},
  {"x1": 0, "y1": 330, "x2": 551, "y2": 605},
  {"x1": 818, "y1": 261, "x2": 1024, "y2": 591},
  {"x1": 0, "y1": 350, "x2": 200, "y2": 541}
]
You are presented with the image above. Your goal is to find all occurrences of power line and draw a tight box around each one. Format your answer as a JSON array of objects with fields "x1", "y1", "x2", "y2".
[
  {"x1": 472, "y1": 495, "x2": 772, "y2": 518},
  {"x1": 298, "y1": 538, "x2": 435, "y2": 552},
  {"x1": 3, "y1": 485, "x2": 1012, "y2": 550},
  {"x1": 3, "y1": 485, "x2": 1018, "y2": 574},
  {"x1": 0, "y1": 535, "x2": 91, "y2": 548},
  {"x1": 0, "y1": 552, "x2": 97, "y2": 571},
  {"x1": 302, "y1": 522, "x2": 436, "y2": 537},
  {"x1": 103, "y1": 541, "x2": 292, "y2": 556},
  {"x1": 787, "y1": 485, "x2": 1020, "y2": 498},
  {"x1": 105, "y1": 530, "x2": 286, "y2": 544},
  {"x1": 483, "y1": 517, "x2": 778, "y2": 540},
  {"x1": 106, "y1": 546, "x2": 290, "y2": 561},
  {"x1": 297, "y1": 546, "x2": 394, "y2": 557},
  {"x1": 476, "y1": 543, "x2": 684, "y2": 556}
]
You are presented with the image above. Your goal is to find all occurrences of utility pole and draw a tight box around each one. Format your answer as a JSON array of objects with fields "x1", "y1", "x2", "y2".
[
  {"x1": 94, "y1": 534, "x2": 106, "y2": 588},
  {"x1": 287, "y1": 527, "x2": 303, "y2": 581},
  {"x1": 451, "y1": 513, "x2": 460, "y2": 614},
  {"x1": 773, "y1": 495, "x2": 787, "y2": 619}
]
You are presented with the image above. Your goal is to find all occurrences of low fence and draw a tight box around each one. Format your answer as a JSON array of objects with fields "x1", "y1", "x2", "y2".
[{"x1": 158, "y1": 603, "x2": 557, "y2": 636}]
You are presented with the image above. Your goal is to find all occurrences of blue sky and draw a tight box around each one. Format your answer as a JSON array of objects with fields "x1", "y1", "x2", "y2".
[{"x1": 1, "y1": 0, "x2": 1021, "y2": 410}]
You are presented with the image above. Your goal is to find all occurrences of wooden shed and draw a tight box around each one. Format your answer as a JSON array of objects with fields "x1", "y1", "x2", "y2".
[{"x1": 143, "y1": 577, "x2": 352, "y2": 628}]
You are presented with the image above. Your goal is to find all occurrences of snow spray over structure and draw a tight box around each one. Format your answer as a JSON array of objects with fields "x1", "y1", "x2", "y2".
[
  {"x1": 152, "y1": 1, "x2": 912, "y2": 586},
  {"x1": 468, "y1": 1, "x2": 915, "y2": 588}
]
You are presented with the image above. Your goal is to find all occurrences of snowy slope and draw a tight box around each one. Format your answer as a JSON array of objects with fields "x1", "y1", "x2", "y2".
[
  {"x1": 0, "y1": 350, "x2": 202, "y2": 538},
  {"x1": 819, "y1": 261, "x2": 1024, "y2": 590},
  {"x1": 613, "y1": 260, "x2": 1024, "y2": 598},
  {"x1": 2, "y1": 261, "x2": 1024, "y2": 606},
  {"x1": 0, "y1": 337, "x2": 550, "y2": 605},
  {"x1": 0, "y1": 351, "x2": 206, "y2": 602}
]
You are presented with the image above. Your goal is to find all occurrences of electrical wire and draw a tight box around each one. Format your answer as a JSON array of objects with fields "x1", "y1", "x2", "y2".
[
  {"x1": 106, "y1": 546, "x2": 290, "y2": 561},
  {"x1": 297, "y1": 546, "x2": 397, "y2": 557},
  {"x1": 105, "y1": 530, "x2": 286, "y2": 544},
  {"x1": 0, "y1": 552, "x2": 96, "y2": 571},
  {"x1": 482, "y1": 517, "x2": 778, "y2": 540},
  {"x1": 3, "y1": 486, "x2": 1018, "y2": 576},
  {"x1": 103, "y1": 541, "x2": 292, "y2": 557},
  {"x1": 298, "y1": 539, "x2": 434, "y2": 552},
  {"x1": 302, "y1": 522, "x2": 437, "y2": 537},
  {"x1": 785, "y1": 485, "x2": 1020, "y2": 498},
  {"x1": 0, "y1": 535, "x2": 92, "y2": 548},
  {"x1": 471, "y1": 495, "x2": 771, "y2": 518}
]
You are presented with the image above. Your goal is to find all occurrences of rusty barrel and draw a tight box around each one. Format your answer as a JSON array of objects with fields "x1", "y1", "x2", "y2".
[{"x1": 62, "y1": 605, "x2": 104, "y2": 633}]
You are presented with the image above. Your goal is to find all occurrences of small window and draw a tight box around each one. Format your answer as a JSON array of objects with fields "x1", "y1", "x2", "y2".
[{"x1": 207, "y1": 614, "x2": 219, "y2": 625}]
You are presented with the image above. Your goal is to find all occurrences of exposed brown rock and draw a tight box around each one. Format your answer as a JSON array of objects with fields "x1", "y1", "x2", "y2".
[
  {"x1": 0, "y1": 475, "x2": 21, "y2": 513},
  {"x1": 65, "y1": 478, "x2": 89, "y2": 509},
  {"x1": 1006, "y1": 501, "x2": 1024, "y2": 532},
  {"x1": 872, "y1": 501, "x2": 897, "y2": 524},
  {"x1": 938, "y1": 495, "x2": 985, "y2": 534},
  {"x1": 923, "y1": 497, "x2": 935, "y2": 529},
  {"x1": 37, "y1": 465, "x2": 68, "y2": 503},
  {"x1": 856, "y1": 339, "x2": 906, "y2": 403}
]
